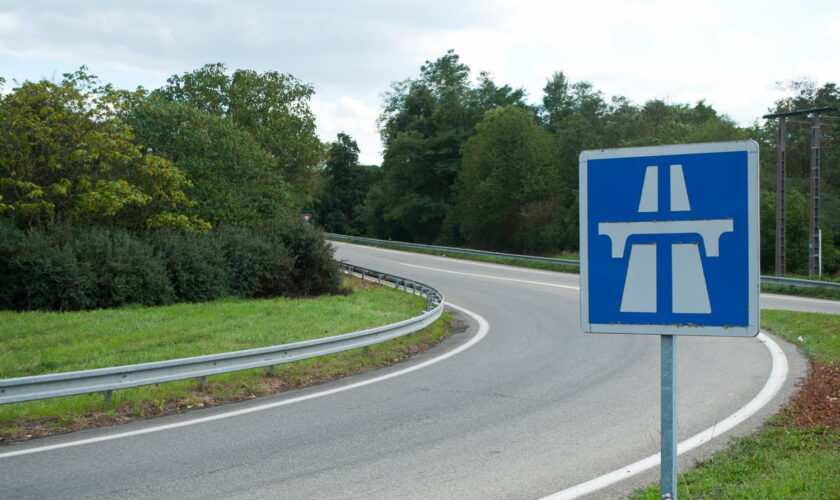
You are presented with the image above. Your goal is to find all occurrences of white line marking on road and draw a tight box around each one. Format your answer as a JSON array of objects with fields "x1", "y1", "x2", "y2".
[
  {"x1": 332, "y1": 240, "x2": 575, "y2": 277},
  {"x1": 424, "y1": 257, "x2": 566, "y2": 276},
  {"x1": 761, "y1": 293, "x2": 840, "y2": 306},
  {"x1": 401, "y1": 263, "x2": 580, "y2": 290},
  {"x1": 540, "y1": 331, "x2": 789, "y2": 500},
  {"x1": 0, "y1": 304, "x2": 489, "y2": 460}
]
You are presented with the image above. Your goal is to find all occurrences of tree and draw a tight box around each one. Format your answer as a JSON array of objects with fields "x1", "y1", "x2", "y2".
[
  {"x1": 0, "y1": 69, "x2": 206, "y2": 231},
  {"x1": 313, "y1": 133, "x2": 380, "y2": 234},
  {"x1": 454, "y1": 106, "x2": 563, "y2": 251},
  {"x1": 153, "y1": 63, "x2": 322, "y2": 198},
  {"x1": 541, "y1": 71, "x2": 575, "y2": 132},
  {"x1": 533, "y1": 72, "x2": 754, "y2": 254},
  {"x1": 375, "y1": 50, "x2": 528, "y2": 243},
  {"x1": 757, "y1": 79, "x2": 840, "y2": 275},
  {"x1": 128, "y1": 100, "x2": 296, "y2": 228}
]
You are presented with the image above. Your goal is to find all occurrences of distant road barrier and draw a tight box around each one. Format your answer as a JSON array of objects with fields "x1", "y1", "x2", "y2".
[
  {"x1": 327, "y1": 233, "x2": 840, "y2": 292},
  {"x1": 0, "y1": 263, "x2": 443, "y2": 405},
  {"x1": 326, "y1": 233, "x2": 580, "y2": 266}
]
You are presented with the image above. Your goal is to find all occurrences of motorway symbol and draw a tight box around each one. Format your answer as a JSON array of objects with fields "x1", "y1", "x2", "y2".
[{"x1": 579, "y1": 141, "x2": 759, "y2": 337}]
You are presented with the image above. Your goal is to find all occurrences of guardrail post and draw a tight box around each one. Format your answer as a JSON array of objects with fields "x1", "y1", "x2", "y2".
[
  {"x1": 104, "y1": 390, "x2": 113, "y2": 403},
  {"x1": 267, "y1": 365, "x2": 274, "y2": 376},
  {"x1": 198, "y1": 376, "x2": 207, "y2": 389}
]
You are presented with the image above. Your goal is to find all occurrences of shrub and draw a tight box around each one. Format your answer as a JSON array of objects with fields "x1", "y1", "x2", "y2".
[
  {"x1": 0, "y1": 219, "x2": 341, "y2": 311},
  {"x1": 144, "y1": 229, "x2": 230, "y2": 303},
  {"x1": 1, "y1": 223, "x2": 93, "y2": 311},
  {"x1": 269, "y1": 220, "x2": 341, "y2": 296},
  {"x1": 68, "y1": 225, "x2": 174, "y2": 308},
  {"x1": 215, "y1": 225, "x2": 294, "y2": 298}
]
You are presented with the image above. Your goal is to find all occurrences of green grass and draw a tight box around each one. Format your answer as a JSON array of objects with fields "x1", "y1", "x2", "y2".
[
  {"x1": 761, "y1": 283, "x2": 840, "y2": 301},
  {"x1": 630, "y1": 422, "x2": 839, "y2": 499},
  {"x1": 0, "y1": 278, "x2": 424, "y2": 378},
  {"x1": 762, "y1": 310, "x2": 840, "y2": 364},
  {"x1": 629, "y1": 310, "x2": 840, "y2": 500},
  {"x1": 0, "y1": 278, "x2": 452, "y2": 441}
]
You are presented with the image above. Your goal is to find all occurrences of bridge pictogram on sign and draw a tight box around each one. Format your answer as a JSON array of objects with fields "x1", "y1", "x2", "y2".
[{"x1": 579, "y1": 141, "x2": 759, "y2": 337}]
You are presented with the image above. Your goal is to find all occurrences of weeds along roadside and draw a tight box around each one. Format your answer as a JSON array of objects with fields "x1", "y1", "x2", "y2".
[{"x1": 629, "y1": 310, "x2": 840, "y2": 499}]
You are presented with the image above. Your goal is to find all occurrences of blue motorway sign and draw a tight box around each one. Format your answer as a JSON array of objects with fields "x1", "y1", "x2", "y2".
[{"x1": 579, "y1": 141, "x2": 759, "y2": 336}]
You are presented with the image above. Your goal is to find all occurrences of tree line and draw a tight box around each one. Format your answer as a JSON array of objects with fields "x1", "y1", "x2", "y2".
[
  {"x1": 2, "y1": 53, "x2": 838, "y2": 297},
  {"x1": 0, "y1": 64, "x2": 340, "y2": 310},
  {"x1": 312, "y1": 51, "x2": 840, "y2": 276}
]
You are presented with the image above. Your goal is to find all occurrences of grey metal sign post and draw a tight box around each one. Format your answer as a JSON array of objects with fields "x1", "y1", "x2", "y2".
[{"x1": 579, "y1": 141, "x2": 760, "y2": 499}]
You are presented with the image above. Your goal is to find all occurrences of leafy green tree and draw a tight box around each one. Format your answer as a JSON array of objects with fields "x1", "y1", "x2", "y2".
[
  {"x1": 454, "y1": 106, "x2": 563, "y2": 251},
  {"x1": 128, "y1": 100, "x2": 295, "y2": 227},
  {"x1": 537, "y1": 72, "x2": 748, "y2": 253},
  {"x1": 0, "y1": 69, "x2": 206, "y2": 231},
  {"x1": 313, "y1": 133, "x2": 380, "y2": 234},
  {"x1": 756, "y1": 80, "x2": 840, "y2": 275},
  {"x1": 375, "y1": 50, "x2": 527, "y2": 243},
  {"x1": 153, "y1": 63, "x2": 322, "y2": 197},
  {"x1": 760, "y1": 189, "x2": 810, "y2": 274},
  {"x1": 541, "y1": 71, "x2": 574, "y2": 131}
]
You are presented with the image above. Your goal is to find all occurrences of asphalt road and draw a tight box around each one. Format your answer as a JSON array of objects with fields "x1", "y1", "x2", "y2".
[{"x1": 2, "y1": 242, "x2": 836, "y2": 499}]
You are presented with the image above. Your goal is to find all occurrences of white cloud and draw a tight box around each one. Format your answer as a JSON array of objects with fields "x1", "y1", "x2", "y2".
[
  {"x1": 719, "y1": 30, "x2": 762, "y2": 51},
  {"x1": 311, "y1": 96, "x2": 382, "y2": 165},
  {"x1": 0, "y1": 11, "x2": 19, "y2": 33},
  {"x1": 412, "y1": 28, "x2": 517, "y2": 81},
  {"x1": 829, "y1": 21, "x2": 840, "y2": 43},
  {"x1": 1, "y1": 0, "x2": 839, "y2": 164}
]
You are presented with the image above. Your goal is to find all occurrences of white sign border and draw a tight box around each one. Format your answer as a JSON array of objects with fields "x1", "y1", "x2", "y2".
[{"x1": 579, "y1": 140, "x2": 760, "y2": 337}]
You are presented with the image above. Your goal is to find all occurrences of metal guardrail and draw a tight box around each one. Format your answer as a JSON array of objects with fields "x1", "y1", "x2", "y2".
[
  {"x1": 327, "y1": 233, "x2": 840, "y2": 291},
  {"x1": 0, "y1": 263, "x2": 444, "y2": 405},
  {"x1": 325, "y1": 233, "x2": 580, "y2": 266},
  {"x1": 760, "y1": 275, "x2": 840, "y2": 290}
]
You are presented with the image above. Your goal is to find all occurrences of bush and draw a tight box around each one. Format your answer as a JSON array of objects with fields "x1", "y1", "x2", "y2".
[
  {"x1": 214, "y1": 225, "x2": 294, "y2": 298},
  {"x1": 0, "y1": 220, "x2": 341, "y2": 311},
  {"x1": 269, "y1": 220, "x2": 341, "y2": 296},
  {"x1": 0, "y1": 222, "x2": 175, "y2": 310},
  {"x1": 69, "y1": 226, "x2": 174, "y2": 308},
  {"x1": 1, "y1": 224, "x2": 92, "y2": 311},
  {"x1": 144, "y1": 229, "x2": 230, "y2": 303}
]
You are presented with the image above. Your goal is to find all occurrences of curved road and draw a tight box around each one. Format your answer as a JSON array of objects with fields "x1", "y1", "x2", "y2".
[{"x1": 2, "y1": 242, "x2": 837, "y2": 499}]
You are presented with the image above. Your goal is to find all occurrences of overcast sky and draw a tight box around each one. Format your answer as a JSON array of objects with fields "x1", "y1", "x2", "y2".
[{"x1": 2, "y1": 0, "x2": 838, "y2": 164}]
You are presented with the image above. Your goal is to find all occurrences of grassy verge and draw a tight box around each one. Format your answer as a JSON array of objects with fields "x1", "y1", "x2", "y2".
[
  {"x1": 332, "y1": 238, "x2": 840, "y2": 301},
  {"x1": 629, "y1": 310, "x2": 840, "y2": 499},
  {"x1": 0, "y1": 277, "x2": 455, "y2": 443},
  {"x1": 761, "y1": 283, "x2": 840, "y2": 301}
]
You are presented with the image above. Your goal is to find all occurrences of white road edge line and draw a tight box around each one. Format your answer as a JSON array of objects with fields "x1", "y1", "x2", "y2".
[
  {"x1": 401, "y1": 263, "x2": 580, "y2": 290},
  {"x1": 390, "y1": 258, "x2": 810, "y2": 498},
  {"x1": 541, "y1": 331, "x2": 789, "y2": 500},
  {"x1": 761, "y1": 293, "x2": 840, "y2": 305},
  {"x1": 332, "y1": 240, "x2": 567, "y2": 277},
  {"x1": 0, "y1": 303, "x2": 489, "y2": 460},
  {"x1": 336, "y1": 241, "x2": 840, "y2": 307}
]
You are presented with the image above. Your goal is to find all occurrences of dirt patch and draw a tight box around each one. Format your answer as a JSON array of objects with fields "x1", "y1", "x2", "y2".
[
  {"x1": 784, "y1": 361, "x2": 840, "y2": 430},
  {"x1": 0, "y1": 317, "x2": 458, "y2": 445}
]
